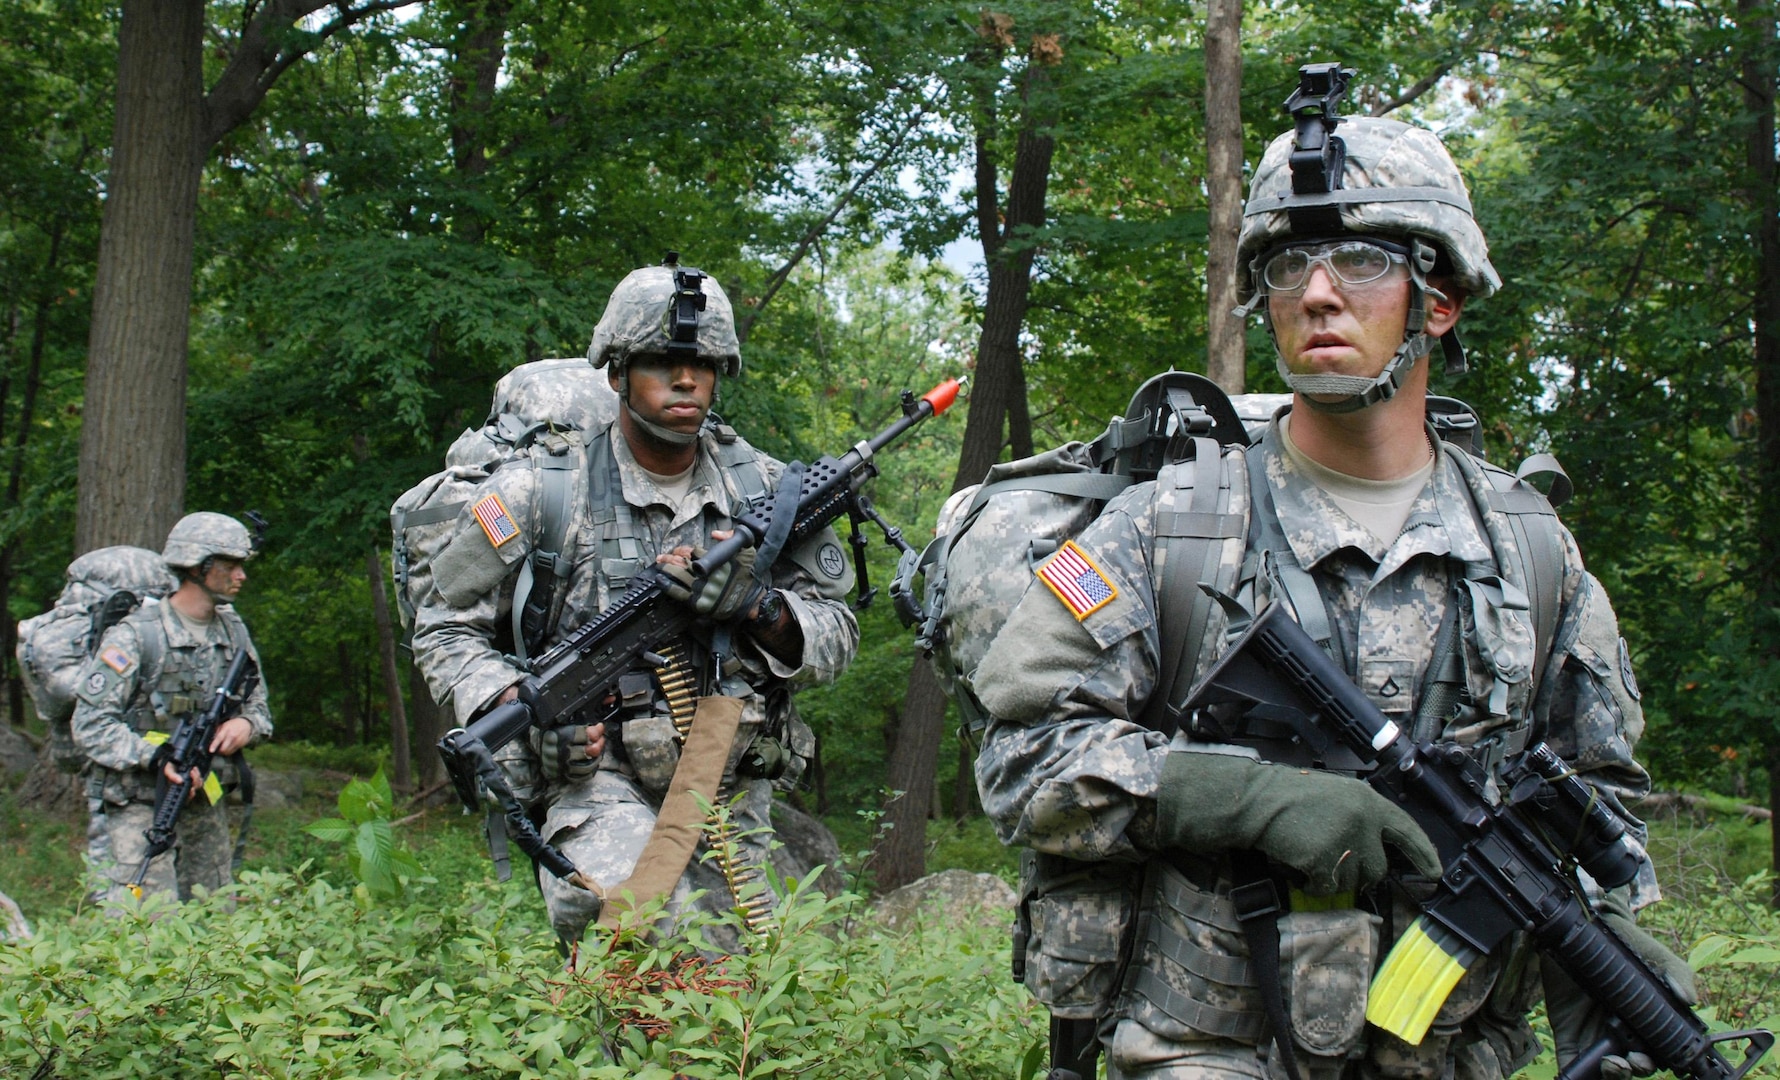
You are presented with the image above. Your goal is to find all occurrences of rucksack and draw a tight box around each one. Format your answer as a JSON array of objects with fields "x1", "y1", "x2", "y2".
[
  {"x1": 893, "y1": 372, "x2": 1251, "y2": 737},
  {"x1": 16, "y1": 545, "x2": 178, "y2": 770},
  {"x1": 390, "y1": 359, "x2": 619, "y2": 650},
  {"x1": 892, "y1": 375, "x2": 1572, "y2": 742}
]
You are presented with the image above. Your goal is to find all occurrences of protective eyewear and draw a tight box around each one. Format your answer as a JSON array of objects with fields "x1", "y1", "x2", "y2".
[{"x1": 1260, "y1": 239, "x2": 1410, "y2": 294}]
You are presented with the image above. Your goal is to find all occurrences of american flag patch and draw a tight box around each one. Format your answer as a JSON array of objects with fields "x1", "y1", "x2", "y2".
[
  {"x1": 1036, "y1": 540, "x2": 1118, "y2": 620},
  {"x1": 100, "y1": 646, "x2": 132, "y2": 673},
  {"x1": 471, "y1": 493, "x2": 520, "y2": 548}
]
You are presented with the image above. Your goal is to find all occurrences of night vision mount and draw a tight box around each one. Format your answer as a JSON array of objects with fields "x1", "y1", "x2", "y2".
[
  {"x1": 1283, "y1": 62, "x2": 1355, "y2": 234},
  {"x1": 661, "y1": 251, "x2": 707, "y2": 356}
]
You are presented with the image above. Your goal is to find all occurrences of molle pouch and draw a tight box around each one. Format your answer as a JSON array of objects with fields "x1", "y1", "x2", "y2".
[
  {"x1": 1020, "y1": 852, "x2": 1137, "y2": 1019},
  {"x1": 772, "y1": 713, "x2": 815, "y2": 792},
  {"x1": 1461, "y1": 576, "x2": 1534, "y2": 721},
  {"x1": 1364, "y1": 920, "x2": 1507, "y2": 1080},
  {"x1": 622, "y1": 711, "x2": 682, "y2": 795},
  {"x1": 1278, "y1": 907, "x2": 1379, "y2": 1071}
]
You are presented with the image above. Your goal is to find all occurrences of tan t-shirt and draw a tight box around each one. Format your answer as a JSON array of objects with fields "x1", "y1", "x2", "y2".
[{"x1": 1279, "y1": 413, "x2": 1435, "y2": 544}]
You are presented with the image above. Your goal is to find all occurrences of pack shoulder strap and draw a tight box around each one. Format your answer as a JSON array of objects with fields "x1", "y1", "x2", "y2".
[
  {"x1": 1444, "y1": 446, "x2": 1567, "y2": 691},
  {"x1": 511, "y1": 435, "x2": 588, "y2": 662},
  {"x1": 1143, "y1": 439, "x2": 1248, "y2": 734}
]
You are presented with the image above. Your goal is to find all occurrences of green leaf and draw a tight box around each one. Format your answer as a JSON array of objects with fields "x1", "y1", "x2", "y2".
[{"x1": 303, "y1": 818, "x2": 355, "y2": 843}]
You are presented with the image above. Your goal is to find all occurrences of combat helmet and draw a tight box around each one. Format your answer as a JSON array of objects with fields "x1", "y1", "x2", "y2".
[
  {"x1": 162, "y1": 512, "x2": 256, "y2": 571},
  {"x1": 1236, "y1": 63, "x2": 1501, "y2": 413},
  {"x1": 587, "y1": 254, "x2": 742, "y2": 379}
]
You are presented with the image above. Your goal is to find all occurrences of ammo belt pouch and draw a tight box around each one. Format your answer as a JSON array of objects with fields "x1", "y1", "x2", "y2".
[
  {"x1": 1121, "y1": 855, "x2": 1378, "y2": 1069},
  {"x1": 1015, "y1": 850, "x2": 1140, "y2": 1019}
]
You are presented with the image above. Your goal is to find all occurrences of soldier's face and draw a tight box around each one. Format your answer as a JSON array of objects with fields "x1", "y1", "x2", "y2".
[
  {"x1": 203, "y1": 557, "x2": 246, "y2": 600},
  {"x1": 1267, "y1": 257, "x2": 1414, "y2": 388},
  {"x1": 618, "y1": 355, "x2": 717, "y2": 437}
]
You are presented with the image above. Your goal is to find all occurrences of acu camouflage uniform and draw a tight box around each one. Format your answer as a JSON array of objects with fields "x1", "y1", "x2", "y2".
[
  {"x1": 971, "y1": 416, "x2": 1653, "y2": 1080},
  {"x1": 413, "y1": 416, "x2": 859, "y2": 944},
  {"x1": 71, "y1": 601, "x2": 271, "y2": 904}
]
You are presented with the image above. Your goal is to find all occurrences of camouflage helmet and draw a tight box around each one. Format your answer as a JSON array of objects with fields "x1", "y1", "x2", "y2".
[
  {"x1": 586, "y1": 258, "x2": 742, "y2": 378},
  {"x1": 1237, "y1": 115, "x2": 1500, "y2": 306},
  {"x1": 162, "y1": 512, "x2": 255, "y2": 570}
]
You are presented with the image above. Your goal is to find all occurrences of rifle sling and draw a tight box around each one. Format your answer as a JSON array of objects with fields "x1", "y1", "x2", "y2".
[{"x1": 595, "y1": 693, "x2": 744, "y2": 930}]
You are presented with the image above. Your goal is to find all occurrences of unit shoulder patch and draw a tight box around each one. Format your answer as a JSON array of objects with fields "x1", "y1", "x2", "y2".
[
  {"x1": 1035, "y1": 540, "x2": 1118, "y2": 621},
  {"x1": 471, "y1": 492, "x2": 521, "y2": 548}
]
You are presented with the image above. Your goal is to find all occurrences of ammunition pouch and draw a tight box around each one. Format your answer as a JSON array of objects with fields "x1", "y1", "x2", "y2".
[{"x1": 1016, "y1": 850, "x2": 1140, "y2": 1019}]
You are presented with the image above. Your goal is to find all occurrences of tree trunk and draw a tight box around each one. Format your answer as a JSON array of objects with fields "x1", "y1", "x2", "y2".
[
  {"x1": 365, "y1": 547, "x2": 411, "y2": 791},
  {"x1": 1203, "y1": 0, "x2": 1246, "y2": 393},
  {"x1": 407, "y1": 660, "x2": 445, "y2": 790},
  {"x1": 448, "y1": 0, "x2": 511, "y2": 244},
  {"x1": 75, "y1": 0, "x2": 205, "y2": 553},
  {"x1": 873, "y1": 49, "x2": 1058, "y2": 893},
  {"x1": 950, "y1": 727, "x2": 978, "y2": 819},
  {"x1": 337, "y1": 641, "x2": 361, "y2": 746},
  {"x1": 1738, "y1": 0, "x2": 1780, "y2": 902}
]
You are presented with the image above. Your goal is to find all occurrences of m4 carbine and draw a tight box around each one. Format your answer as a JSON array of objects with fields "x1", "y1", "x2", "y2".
[
  {"x1": 129, "y1": 646, "x2": 259, "y2": 897},
  {"x1": 437, "y1": 378, "x2": 964, "y2": 891},
  {"x1": 1182, "y1": 601, "x2": 1773, "y2": 1080}
]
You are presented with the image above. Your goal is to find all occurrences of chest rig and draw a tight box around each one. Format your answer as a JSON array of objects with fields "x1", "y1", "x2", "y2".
[{"x1": 125, "y1": 605, "x2": 253, "y2": 735}]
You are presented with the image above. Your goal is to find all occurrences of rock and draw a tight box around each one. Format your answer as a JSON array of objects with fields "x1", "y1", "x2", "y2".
[
  {"x1": 0, "y1": 888, "x2": 30, "y2": 940},
  {"x1": 246, "y1": 767, "x2": 304, "y2": 809},
  {"x1": 872, "y1": 868, "x2": 1017, "y2": 934},
  {"x1": 769, "y1": 799, "x2": 847, "y2": 897},
  {"x1": 0, "y1": 724, "x2": 37, "y2": 777}
]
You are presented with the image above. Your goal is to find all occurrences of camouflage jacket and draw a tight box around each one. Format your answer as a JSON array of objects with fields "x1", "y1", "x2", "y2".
[
  {"x1": 70, "y1": 601, "x2": 273, "y2": 805},
  {"x1": 973, "y1": 417, "x2": 1656, "y2": 906},
  {"x1": 411, "y1": 418, "x2": 860, "y2": 802}
]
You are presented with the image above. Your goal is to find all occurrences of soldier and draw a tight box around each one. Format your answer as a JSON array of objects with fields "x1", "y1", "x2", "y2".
[
  {"x1": 71, "y1": 513, "x2": 271, "y2": 904},
  {"x1": 971, "y1": 69, "x2": 1694, "y2": 1080},
  {"x1": 412, "y1": 257, "x2": 859, "y2": 948}
]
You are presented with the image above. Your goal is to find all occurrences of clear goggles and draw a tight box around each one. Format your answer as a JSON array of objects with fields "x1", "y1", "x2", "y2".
[{"x1": 1259, "y1": 238, "x2": 1411, "y2": 294}]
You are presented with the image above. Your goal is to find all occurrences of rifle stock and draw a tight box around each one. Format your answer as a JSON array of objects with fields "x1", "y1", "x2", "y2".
[
  {"x1": 436, "y1": 377, "x2": 964, "y2": 888},
  {"x1": 1181, "y1": 601, "x2": 1773, "y2": 1080}
]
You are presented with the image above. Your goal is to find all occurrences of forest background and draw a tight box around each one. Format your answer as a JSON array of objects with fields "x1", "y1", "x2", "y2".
[{"x1": 1, "y1": 0, "x2": 1779, "y2": 1074}]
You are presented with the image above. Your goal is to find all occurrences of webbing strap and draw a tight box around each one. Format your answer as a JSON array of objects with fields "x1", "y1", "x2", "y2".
[
  {"x1": 1244, "y1": 446, "x2": 1336, "y2": 650},
  {"x1": 1146, "y1": 438, "x2": 1243, "y2": 732},
  {"x1": 399, "y1": 502, "x2": 465, "y2": 528},
  {"x1": 1126, "y1": 967, "x2": 1266, "y2": 1042},
  {"x1": 959, "y1": 471, "x2": 1135, "y2": 536},
  {"x1": 1448, "y1": 448, "x2": 1565, "y2": 691},
  {"x1": 1231, "y1": 851, "x2": 1302, "y2": 1080}
]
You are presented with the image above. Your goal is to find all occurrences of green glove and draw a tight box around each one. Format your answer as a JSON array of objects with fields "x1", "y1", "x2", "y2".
[
  {"x1": 539, "y1": 724, "x2": 599, "y2": 783},
  {"x1": 1545, "y1": 891, "x2": 1697, "y2": 1080},
  {"x1": 660, "y1": 546, "x2": 761, "y2": 621},
  {"x1": 1154, "y1": 750, "x2": 1442, "y2": 896}
]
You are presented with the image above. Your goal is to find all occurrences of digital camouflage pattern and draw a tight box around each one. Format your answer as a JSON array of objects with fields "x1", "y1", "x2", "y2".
[
  {"x1": 1238, "y1": 117, "x2": 1501, "y2": 304},
  {"x1": 70, "y1": 600, "x2": 271, "y2": 904},
  {"x1": 412, "y1": 418, "x2": 857, "y2": 942},
  {"x1": 162, "y1": 512, "x2": 255, "y2": 569},
  {"x1": 972, "y1": 420, "x2": 1653, "y2": 1080},
  {"x1": 486, "y1": 356, "x2": 620, "y2": 432},
  {"x1": 587, "y1": 264, "x2": 742, "y2": 377}
]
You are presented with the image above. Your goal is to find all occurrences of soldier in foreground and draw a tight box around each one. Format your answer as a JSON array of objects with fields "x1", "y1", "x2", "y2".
[
  {"x1": 71, "y1": 513, "x2": 271, "y2": 904},
  {"x1": 972, "y1": 69, "x2": 1694, "y2": 1080},
  {"x1": 413, "y1": 258, "x2": 858, "y2": 948}
]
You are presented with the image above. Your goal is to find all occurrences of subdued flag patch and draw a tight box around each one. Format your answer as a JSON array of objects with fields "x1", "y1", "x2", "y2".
[
  {"x1": 1036, "y1": 540, "x2": 1118, "y2": 620},
  {"x1": 100, "y1": 646, "x2": 132, "y2": 673},
  {"x1": 471, "y1": 493, "x2": 520, "y2": 548}
]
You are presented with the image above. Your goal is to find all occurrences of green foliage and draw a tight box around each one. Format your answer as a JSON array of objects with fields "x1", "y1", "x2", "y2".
[{"x1": 303, "y1": 769, "x2": 424, "y2": 903}]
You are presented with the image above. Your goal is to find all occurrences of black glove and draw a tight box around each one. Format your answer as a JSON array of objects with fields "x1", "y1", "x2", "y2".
[
  {"x1": 539, "y1": 724, "x2": 600, "y2": 783},
  {"x1": 660, "y1": 546, "x2": 763, "y2": 621},
  {"x1": 1154, "y1": 750, "x2": 1442, "y2": 896}
]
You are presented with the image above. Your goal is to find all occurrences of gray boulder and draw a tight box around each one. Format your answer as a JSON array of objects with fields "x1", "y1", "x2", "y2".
[
  {"x1": 872, "y1": 868, "x2": 1017, "y2": 934},
  {"x1": 769, "y1": 799, "x2": 847, "y2": 897}
]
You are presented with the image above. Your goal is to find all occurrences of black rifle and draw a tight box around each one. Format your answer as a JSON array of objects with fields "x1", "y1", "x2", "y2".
[
  {"x1": 437, "y1": 378, "x2": 964, "y2": 887},
  {"x1": 1182, "y1": 601, "x2": 1773, "y2": 1080},
  {"x1": 129, "y1": 646, "x2": 260, "y2": 896}
]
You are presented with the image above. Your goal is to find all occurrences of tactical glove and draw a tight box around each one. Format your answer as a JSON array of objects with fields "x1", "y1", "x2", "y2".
[
  {"x1": 1544, "y1": 889, "x2": 1697, "y2": 1080},
  {"x1": 1154, "y1": 750, "x2": 1442, "y2": 896},
  {"x1": 539, "y1": 724, "x2": 600, "y2": 783},
  {"x1": 661, "y1": 546, "x2": 763, "y2": 622}
]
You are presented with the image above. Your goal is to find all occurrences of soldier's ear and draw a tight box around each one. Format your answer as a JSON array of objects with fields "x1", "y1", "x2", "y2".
[{"x1": 1425, "y1": 276, "x2": 1466, "y2": 338}]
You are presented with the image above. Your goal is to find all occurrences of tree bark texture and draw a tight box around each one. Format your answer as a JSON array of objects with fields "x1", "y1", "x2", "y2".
[
  {"x1": 449, "y1": 0, "x2": 511, "y2": 244},
  {"x1": 1203, "y1": 0, "x2": 1246, "y2": 393},
  {"x1": 874, "y1": 50, "x2": 1057, "y2": 893},
  {"x1": 1737, "y1": 0, "x2": 1780, "y2": 902},
  {"x1": 1, "y1": 263, "x2": 57, "y2": 725},
  {"x1": 366, "y1": 547, "x2": 411, "y2": 791},
  {"x1": 75, "y1": 0, "x2": 205, "y2": 553},
  {"x1": 408, "y1": 660, "x2": 445, "y2": 790}
]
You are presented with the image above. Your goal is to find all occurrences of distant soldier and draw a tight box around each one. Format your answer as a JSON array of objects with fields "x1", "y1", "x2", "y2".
[
  {"x1": 72, "y1": 513, "x2": 271, "y2": 904},
  {"x1": 413, "y1": 258, "x2": 859, "y2": 948}
]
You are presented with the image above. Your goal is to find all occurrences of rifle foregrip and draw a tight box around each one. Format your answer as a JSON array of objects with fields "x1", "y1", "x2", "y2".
[{"x1": 1547, "y1": 911, "x2": 1723, "y2": 1080}]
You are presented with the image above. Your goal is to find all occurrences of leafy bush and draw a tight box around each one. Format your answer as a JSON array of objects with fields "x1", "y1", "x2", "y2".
[{"x1": 304, "y1": 768, "x2": 424, "y2": 903}]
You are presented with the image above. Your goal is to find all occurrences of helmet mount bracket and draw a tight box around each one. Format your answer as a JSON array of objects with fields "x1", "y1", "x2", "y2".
[{"x1": 1284, "y1": 63, "x2": 1355, "y2": 234}]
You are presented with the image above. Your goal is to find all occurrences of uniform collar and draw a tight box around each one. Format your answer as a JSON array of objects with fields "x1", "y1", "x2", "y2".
[
  {"x1": 158, "y1": 599, "x2": 226, "y2": 648},
  {"x1": 1259, "y1": 417, "x2": 1493, "y2": 577},
  {"x1": 609, "y1": 421, "x2": 731, "y2": 529}
]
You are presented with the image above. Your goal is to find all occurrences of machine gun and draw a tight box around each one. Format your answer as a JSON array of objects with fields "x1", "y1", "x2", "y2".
[
  {"x1": 437, "y1": 377, "x2": 964, "y2": 888},
  {"x1": 129, "y1": 646, "x2": 259, "y2": 897},
  {"x1": 1182, "y1": 601, "x2": 1773, "y2": 1080}
]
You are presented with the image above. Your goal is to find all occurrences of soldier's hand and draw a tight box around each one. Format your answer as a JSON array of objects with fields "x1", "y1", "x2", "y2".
[
  {"x1": 541, "y1": 722, "x2": 605, "y2": 782},
  {"x1": 163, "y1": 760, "x2": 203, "y2": 799},
  {"x1": 210, "y1": 716, "x2": 252, "y2": 756},
  {"x1": 658, "y1": 536, "x2": 762, "y2": 621}
]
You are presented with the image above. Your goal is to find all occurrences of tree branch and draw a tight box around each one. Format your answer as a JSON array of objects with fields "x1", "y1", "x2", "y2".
[{"x1": 1369, "y1": 59, "x2": 1456, "y2": 117}]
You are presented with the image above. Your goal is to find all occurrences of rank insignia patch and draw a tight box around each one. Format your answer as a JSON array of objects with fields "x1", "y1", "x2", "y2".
[
  {"x1": 471, "y1": 493, "x2": 520, "y2": 548},
  {"x1": 1036, "y1": 540, "x2": 1118, "y2": 620},
  {"x1": 100, "y1": 646, "x2": 132, "y2": 673}
]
